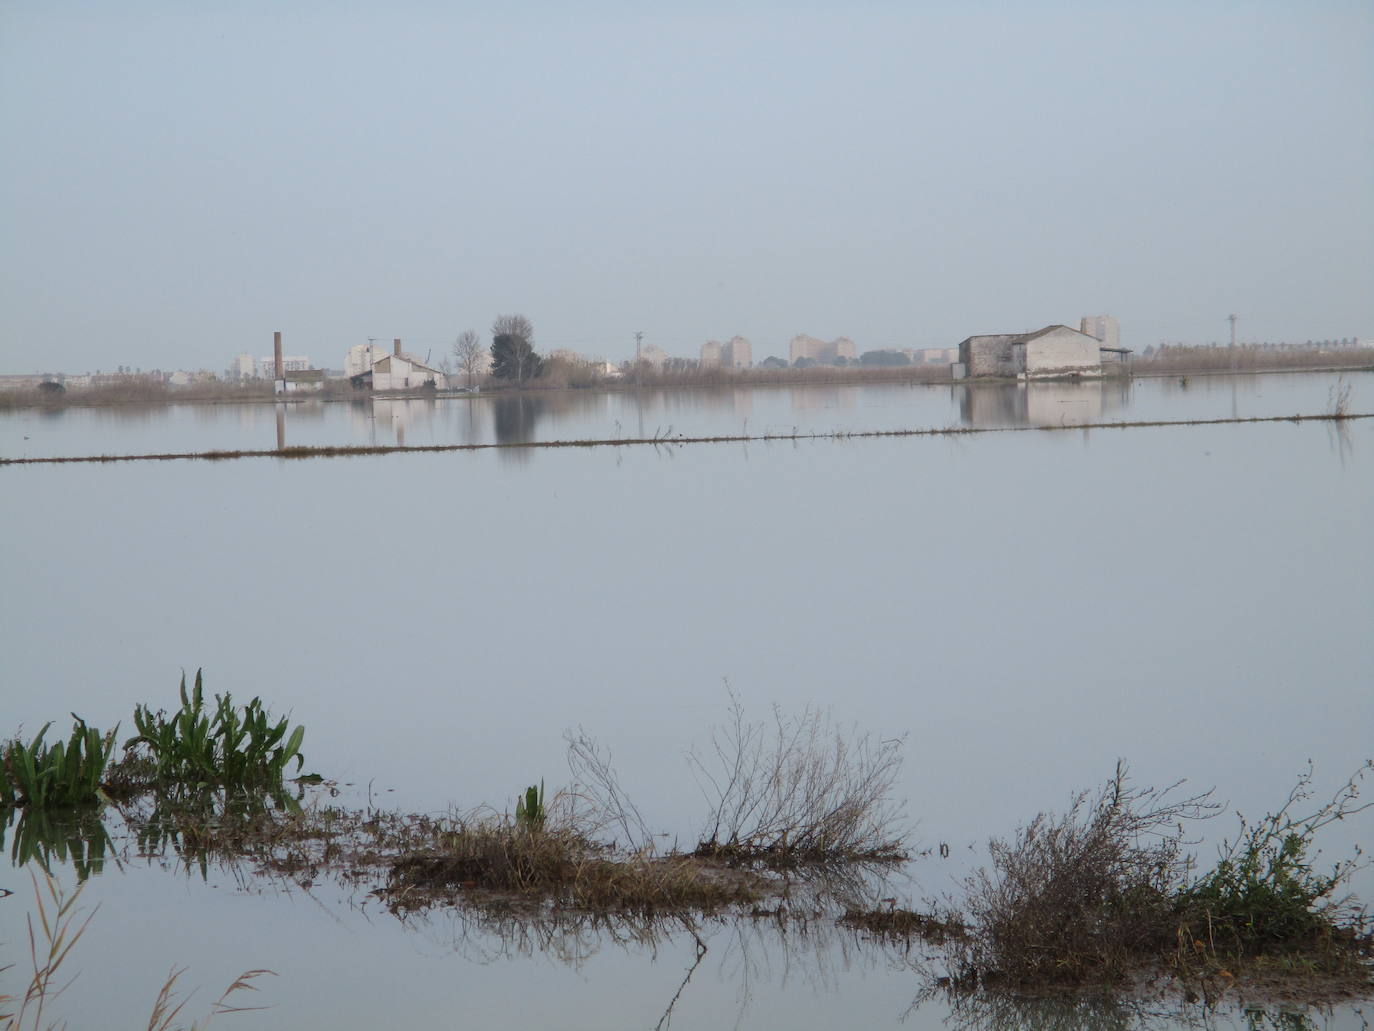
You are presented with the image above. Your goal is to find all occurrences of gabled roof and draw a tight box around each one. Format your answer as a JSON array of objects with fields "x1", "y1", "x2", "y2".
[
  {"x1": 959, "y1": 332, "x2": 1032, "y2": 347},
  {"x1": 1023, "y1": 324, "x2": 1081, "y2": 341},
  {"x1": 373, "y1": 353, "x2": 442, "y2": 375},
  {"x1": 961, "y1": 325, "x2": 1096, "y2": 347}
]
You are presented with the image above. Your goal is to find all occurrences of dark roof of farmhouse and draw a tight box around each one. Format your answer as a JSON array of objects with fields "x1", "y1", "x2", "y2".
[{"x1": 961, "y1": 325, "x2": 1104, "y2": 346}]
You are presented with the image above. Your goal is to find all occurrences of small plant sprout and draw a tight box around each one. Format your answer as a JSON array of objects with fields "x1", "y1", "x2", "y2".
[{"x1": 515, "y1": 781, "x2": 546, "y2": 833}]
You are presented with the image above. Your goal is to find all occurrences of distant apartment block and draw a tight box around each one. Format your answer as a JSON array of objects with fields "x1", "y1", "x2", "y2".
[
  {"x1": 700, "y1": 336, "x2": 751, "y2": 369},
  {"x1": 789, "y1": 334, "x2": 857, "y2": 364},
  {"x1": 1079, "y1": 315, "x2": 1120, "y2": 350},
  {"x1": 722, "y1": 336, "x2": 751, "y2": 368},
  {"x1": 345, "y1": 343, "x2": 390, "y2": 378},
  {"x1": 233, "y1": 352, "x2": 312, "y2": 379},
  {"x1": 639, "y1": 345, "x2": 669, "y2": 370},
  {"x1": 914, "y1": 347, "x2": 958, "y2": 364}
]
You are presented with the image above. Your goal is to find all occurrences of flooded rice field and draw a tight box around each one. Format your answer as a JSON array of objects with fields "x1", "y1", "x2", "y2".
[
  {"x1": 1, "y1": 370, "x2": 1369, "y2": 460},
  {"x1": 2, "y1": 370, "x2": 1372, "y2": 1028}
]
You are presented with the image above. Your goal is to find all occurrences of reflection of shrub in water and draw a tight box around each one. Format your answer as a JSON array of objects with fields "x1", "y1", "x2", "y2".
[{"x1": 0, "y1": 805, "x2": 112, "y2": 882}]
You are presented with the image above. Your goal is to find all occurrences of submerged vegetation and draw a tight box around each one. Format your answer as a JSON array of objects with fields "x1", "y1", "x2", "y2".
[{"x1": 4, "y1": 678, "x2": 1372, "y2": 1013}]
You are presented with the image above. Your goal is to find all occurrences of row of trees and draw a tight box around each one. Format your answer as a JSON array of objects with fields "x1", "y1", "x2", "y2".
[{"x1": 452, "y1": 314, "x2": 542, "y2": 387}]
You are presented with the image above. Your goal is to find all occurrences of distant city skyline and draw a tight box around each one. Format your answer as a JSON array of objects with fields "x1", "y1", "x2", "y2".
[{"x1": 2, "y1": 3, "x2": 1370, "y2": 375}]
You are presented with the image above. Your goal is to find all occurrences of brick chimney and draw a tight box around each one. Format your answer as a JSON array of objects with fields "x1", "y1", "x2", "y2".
[
  {"x1": 393, "y1": 338, "x2": 401, "y2": 357},
  {"x1": 274, "y1": 331, "x2": 284, "y2": 380}
]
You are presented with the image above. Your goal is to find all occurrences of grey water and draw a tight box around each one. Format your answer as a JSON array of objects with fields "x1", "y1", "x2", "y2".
[
  {"x1": 1, "y1": 370, "x2": 1367, "y2": 460},
  {"x1": 1, "y1": 370, "x2": 1371, "y2": 1029}
]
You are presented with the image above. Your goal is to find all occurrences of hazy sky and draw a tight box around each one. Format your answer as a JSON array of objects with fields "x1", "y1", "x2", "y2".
[{"x1": 2, "y1": 1, "x2": 1371, "y2": 374}]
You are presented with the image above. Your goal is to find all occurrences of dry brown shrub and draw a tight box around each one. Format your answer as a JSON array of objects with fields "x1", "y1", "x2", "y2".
[
  {"x1": 947, "y1": 762, "x2": 1217, "y2": 990},
  {"x1": 689, "y1": 693, "x2": 908, "y2": 867},
  {"x1": 382, "y1": 804, "x2": 763, "y2": 915}
]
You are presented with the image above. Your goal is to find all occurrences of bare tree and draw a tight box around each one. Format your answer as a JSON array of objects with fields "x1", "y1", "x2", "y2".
[{"x1": 452, "y1": 329, "x2": 485, "y2": 389}]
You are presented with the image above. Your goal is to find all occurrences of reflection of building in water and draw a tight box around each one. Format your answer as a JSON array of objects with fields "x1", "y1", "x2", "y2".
[
  {"x1": 1026, "y1": 382, "x2": 1102, "y2": 425},
  {"x1": 959, "y1": 380, "x2": 1130, "y2": 427},
  {"x1": 372, "y1": 397, "x2": 438, "y2": 445},
  {"x1": 790, "y1": 385, "x2": 860, "y2": 412}
]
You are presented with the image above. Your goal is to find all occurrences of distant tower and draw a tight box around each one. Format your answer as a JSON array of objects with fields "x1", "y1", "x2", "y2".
[
  {"x1": 1079, "y1": 315, "x2": 1120, "y2": 350},
  {"x1": 1228, "y1": 314, "x2": 1238, "y2": 348}
]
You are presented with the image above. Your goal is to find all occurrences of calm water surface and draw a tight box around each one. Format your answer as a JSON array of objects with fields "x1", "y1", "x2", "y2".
[
  {"x1": 1, "y1": 369, "x2": 1368, "y2": 459},
  {"x1": 2, "y1": 372, "x2": 1371, "y2": 1028}
]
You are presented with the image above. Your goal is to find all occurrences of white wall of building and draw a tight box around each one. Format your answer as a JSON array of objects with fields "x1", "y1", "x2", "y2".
[
  {"x1": 372, "y1": 355, "x2": 447, "y2": 390},
  {"x1": 1022, "y1": 327, "x2": 1101, "y2": 378}
]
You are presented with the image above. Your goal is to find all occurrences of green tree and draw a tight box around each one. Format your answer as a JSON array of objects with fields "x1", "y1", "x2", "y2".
[{"x1": 490, "y1": 314, "x2": 541, "y2": 383}]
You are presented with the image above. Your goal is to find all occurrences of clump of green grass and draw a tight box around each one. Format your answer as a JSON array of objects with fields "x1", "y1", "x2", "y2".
[
  {"x1": 515, "y1": 781, "x2": 546, "y2": 833},
  {"x1": 117, "y1": 670, "x2": 305, "y2": 792},
  {"x1": 0, "y1": 717, "x2": 118, "y2": 808}
]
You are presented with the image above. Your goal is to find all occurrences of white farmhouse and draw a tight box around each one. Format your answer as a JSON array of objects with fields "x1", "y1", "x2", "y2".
[
  {"x1": 371, "y1": 352, "x2": 447, "y2": 390},
  {"x1": 957, "y1": 325, "x2": 1129, "y2": 379}
]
